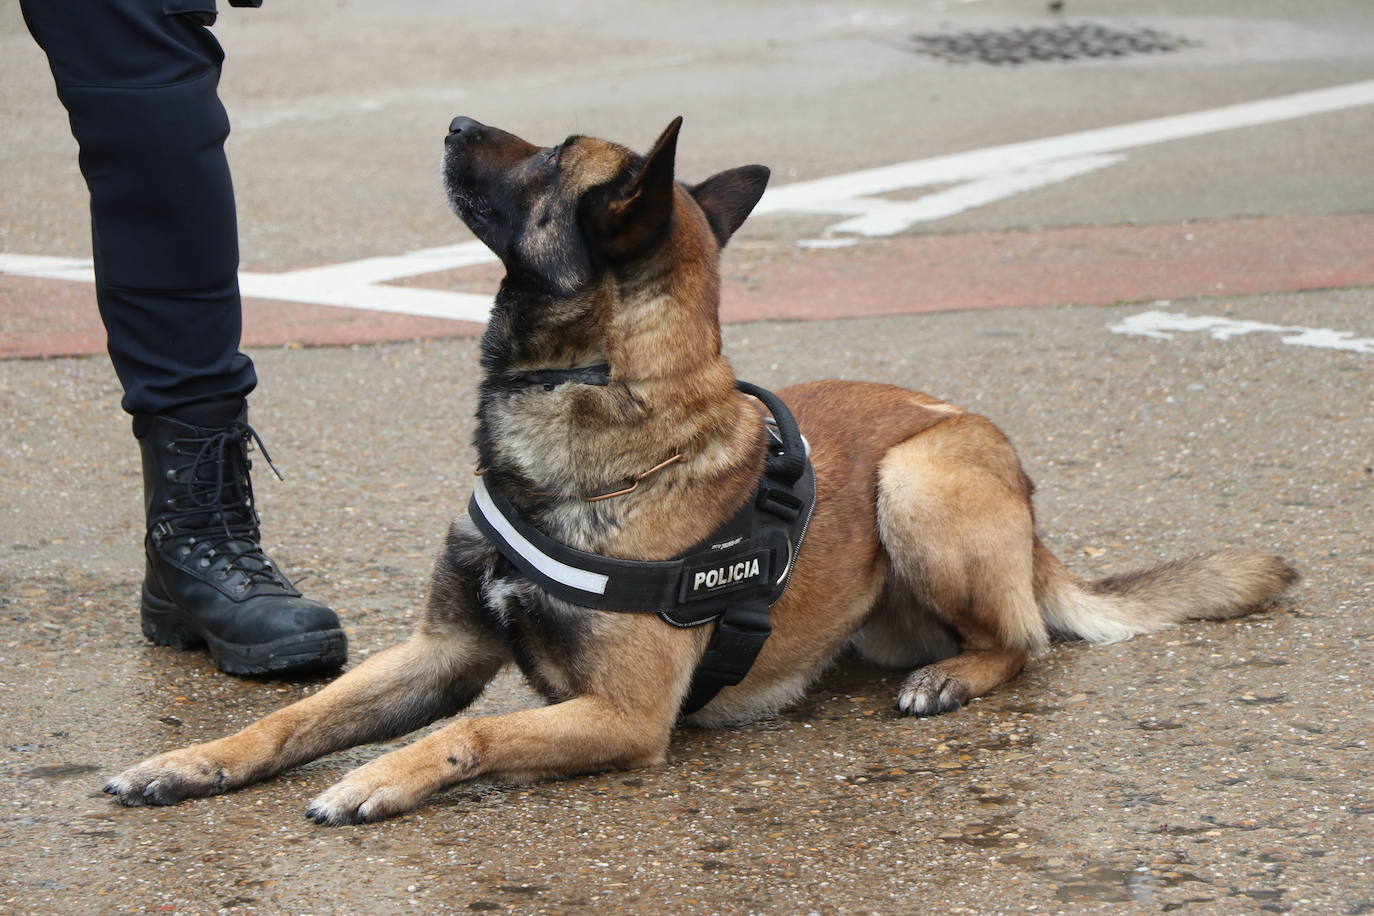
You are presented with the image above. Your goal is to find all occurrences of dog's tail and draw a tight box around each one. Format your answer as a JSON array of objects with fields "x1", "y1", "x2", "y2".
[{"x1": 1035, "y1": 541, "x2": 1299, "y2": 644}]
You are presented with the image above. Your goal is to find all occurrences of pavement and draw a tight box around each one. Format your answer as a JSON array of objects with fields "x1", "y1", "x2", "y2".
[{"x1": 2, "y1": 1, "x2": 1373, "y2": 914}]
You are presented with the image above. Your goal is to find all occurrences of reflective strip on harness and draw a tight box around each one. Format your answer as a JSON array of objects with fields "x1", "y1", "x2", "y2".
[{"x1": 471, "y1": 477, "x2": 609, "y2": 596}]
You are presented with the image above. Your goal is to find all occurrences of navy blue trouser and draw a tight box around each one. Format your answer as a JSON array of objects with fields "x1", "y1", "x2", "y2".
[{"x1": 22, "y1": 0, "x2": 257, "y2": 417}]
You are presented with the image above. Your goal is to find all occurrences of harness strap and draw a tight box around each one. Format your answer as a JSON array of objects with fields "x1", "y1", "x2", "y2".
[
  {"x1": 680, "y1": 595, "x2": 772, "y2": 714},
  {"x1": 470, "y1": 475, "x2": 772, "y2": 617}
]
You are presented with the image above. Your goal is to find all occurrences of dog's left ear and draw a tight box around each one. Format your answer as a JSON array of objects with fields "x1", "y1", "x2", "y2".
[
  {"x1": 690, "y1": 165, "x2": 770, "y2": 248},
  {"x1": 596, "y1": 116, "x2": 683, "y2": 260}
]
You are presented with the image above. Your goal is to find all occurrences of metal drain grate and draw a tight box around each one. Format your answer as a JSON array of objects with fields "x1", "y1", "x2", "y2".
[{"x1": 909, "y1": 22, "x2": 1198, "y2": 66}]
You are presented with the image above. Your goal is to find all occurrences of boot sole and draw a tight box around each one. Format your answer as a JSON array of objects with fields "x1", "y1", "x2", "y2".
[{"x1": 141, "y1": 587, "x2": 348, "y2": 677}]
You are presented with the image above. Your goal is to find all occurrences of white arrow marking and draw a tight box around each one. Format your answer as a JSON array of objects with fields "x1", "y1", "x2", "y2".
[
  {"x1": 816, "y1": 154, "x2": 1124, "y2": 237},
  {"x1": 1109, "y1": 310, "x2": 1374, "y2": 354},
  {"x1": 758, "y1": 77, "x2": 1374, "y2": 231}
]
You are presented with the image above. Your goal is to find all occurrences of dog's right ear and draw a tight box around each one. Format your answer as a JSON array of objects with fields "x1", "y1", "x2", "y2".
[
  {"x1": 690, "y1": 165, "x2": 770, "y2": 248},
  {"x1": 593, "y1": 117, "x2": 683, "y2": 261}
]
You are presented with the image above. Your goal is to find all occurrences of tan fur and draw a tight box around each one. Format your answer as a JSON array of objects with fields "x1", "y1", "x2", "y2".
[
  {"x1": 106, "y1": 120, "x2": 1298, "y2": 824},
  {"x1": 1038, "y1": 546, "x2": 1299, "y2": 644}
]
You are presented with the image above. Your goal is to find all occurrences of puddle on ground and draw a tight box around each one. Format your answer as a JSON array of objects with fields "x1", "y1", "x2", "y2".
[
  {"x1": 1230, "y1": 887, "x2": 1289, "y2": 906},
  {"x1": 986, "y1": 701, "x2": 1062, "y2": 715},
  {"x1": 1000, "y1": 848, "x2": 1292, "y2": 908},
  {"x1": 1107, "y1": 788, "x2": 1172, "y2": 810},
  {"x1": 1237, "y1": 693, "x2": 1289, "y2": 706},
  {"x1": 971, "y1": 732, "x2": 1036, "y2": 751},
  {"x1": 998, "y1": 852, "x2": 1224, "y2": 906},
  {"x1": 1149, "y1": 823, "x2": 1212, "y2": 837},
  {"x1": 499, "y1": 885, "x2": 547, "y2": 896},
  {"x1": 1137, "y1": 718, "x2": 1185, "y2": 731},
  {"x1": 1048, "y1": 866, "x2": 1209, "y2": 904},
  {"x1": 21, "y1": 763, "x2": 102, "y2": 780},
  {"x1": 967, "y1": 784, "x2": 1018, "y2": 806},
  {"x1": 1148, "y1": 814, "x2": 1263, "y2": 837},
  {"x1": 937, "y1": 813, "x2": 1042, "y2": 849},
  {"x1": 1161, "y1": 898, "x2": 1221, "y2": 912},
  {"x1": 1220, "y1": 657, "x2": 1290, "y2": 669}
]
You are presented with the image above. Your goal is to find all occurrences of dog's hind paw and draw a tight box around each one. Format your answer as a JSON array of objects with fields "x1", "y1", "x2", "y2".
[
  {"x1": 896, "y1": 666, "x2": 971, "y2": 717},
  {"x1": 103, "y1": 746, "x2": 231, "y2": 807}
]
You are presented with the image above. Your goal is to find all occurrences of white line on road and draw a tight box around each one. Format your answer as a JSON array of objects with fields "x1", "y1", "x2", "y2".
[
  {"x1": 237, "y1": 272, "x2": 494, "y2": 323},
  {"x1": 809, "y1": 153, "x2": 1123, "y2": 237},
  {"x1": 274, "y1": 240, "x2": 498, "y2": 286},
  {"x1": 5, "y1": 79, "x2": 1374, "y2": 322},
  {"x1": 0, "y1": 254, "x2": 95, "y2": 283},
  {"x1": 0, "y1": 246, "x2": 499, "y2": 325},
  {"x1": 759, "y1": 78, "x2": 1374, "y2": 236},
  {"x1": 1109, "y1": 310, "x2": 1374, "y2": 354}
]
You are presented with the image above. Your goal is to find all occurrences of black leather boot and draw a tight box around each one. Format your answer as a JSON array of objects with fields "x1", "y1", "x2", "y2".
[{"x1": 135, "y1": 401, "x2": 347, "y2": 675}]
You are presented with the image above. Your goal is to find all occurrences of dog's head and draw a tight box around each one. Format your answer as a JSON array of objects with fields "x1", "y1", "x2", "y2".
[{"x1": 441, "y1": 116, "x2": 769, "y2": 300}]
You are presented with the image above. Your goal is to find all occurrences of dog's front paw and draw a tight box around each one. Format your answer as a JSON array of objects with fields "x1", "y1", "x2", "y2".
[
  {"x1": 896, "y1": 666, "x2": 971, "y2": 717},
  {"x1": 104, "y1": 745, "x2": 232, "y2": 807},
  {"x1": 305, "y1": 761, "x2": 429, "y2": 826}
]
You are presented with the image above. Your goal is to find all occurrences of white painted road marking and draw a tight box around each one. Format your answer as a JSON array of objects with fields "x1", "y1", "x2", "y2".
[
  {"x1": 795, "y1": 154, "x2": 1124, "y2": 237},
  {"x1": 0, "y1": 241, "x2": 500, "y2": 325},
  {"x1": 5, "y1": 78, "x2": 1374, "y2": 322},
  {"x1": 763, "y1": 77, "x2": 1374, "y2": 239},
  {"x1": 1109, "y1": 310, "x2": 1374, "y2": 355}
]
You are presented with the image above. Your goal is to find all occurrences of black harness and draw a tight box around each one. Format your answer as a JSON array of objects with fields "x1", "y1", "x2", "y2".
[{"x1": 469, "y1": 379, "x2": 817, "y2": 715}]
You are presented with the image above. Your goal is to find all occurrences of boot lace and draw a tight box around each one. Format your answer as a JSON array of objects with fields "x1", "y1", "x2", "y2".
[{"x1": 152, "y1": 419, "x2": 292, "y2": 590}]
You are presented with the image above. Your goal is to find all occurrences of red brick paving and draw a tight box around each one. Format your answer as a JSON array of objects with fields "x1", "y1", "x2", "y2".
[
  {"x1": 719, "y1": 212, "x2": 1374, "y2": 323},
  {"x1": 3, "y1": 213, "x2": 1371, "y2": 360}
]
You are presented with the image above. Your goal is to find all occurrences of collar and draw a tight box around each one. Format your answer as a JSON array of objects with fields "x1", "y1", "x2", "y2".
[{"x1": 498, "y1": 363, "x2": 611, "y2": 391}]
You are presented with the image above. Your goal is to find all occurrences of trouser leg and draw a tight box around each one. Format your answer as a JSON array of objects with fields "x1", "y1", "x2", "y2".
[{"x1": 22, "y1": 0, "x2": 257, "y2": 416}]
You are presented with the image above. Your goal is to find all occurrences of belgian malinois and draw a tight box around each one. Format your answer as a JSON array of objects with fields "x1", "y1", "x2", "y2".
[{"x1": 105, "y1": 117, "x2": 1297, "y2": 824}]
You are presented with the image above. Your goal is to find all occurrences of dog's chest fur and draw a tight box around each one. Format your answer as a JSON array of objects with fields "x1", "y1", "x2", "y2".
[
  {"x1": 484, "y1": 390, "x2": 624, "y2": 518},
  {"x1": 440, "y1": 514, "x2": 598, "y2": 704}
]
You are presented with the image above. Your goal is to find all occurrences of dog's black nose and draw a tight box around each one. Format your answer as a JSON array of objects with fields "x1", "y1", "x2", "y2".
[{"x1": 449, "y1": 116, "x2": 481, "y2": 136}]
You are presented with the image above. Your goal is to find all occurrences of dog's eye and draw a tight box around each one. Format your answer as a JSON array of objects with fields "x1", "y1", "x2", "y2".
[{"x1": 543, "y1": 146, "x2": 559, "y2": 165}]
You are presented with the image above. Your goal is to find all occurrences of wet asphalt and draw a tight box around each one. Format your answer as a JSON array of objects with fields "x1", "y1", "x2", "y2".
[
  {"x1": 4, "y1": 0, "x2": 1374, "y2": 913},
  {"x1": 2, "y1": 288, "x2": 1372, "y2": 914}
]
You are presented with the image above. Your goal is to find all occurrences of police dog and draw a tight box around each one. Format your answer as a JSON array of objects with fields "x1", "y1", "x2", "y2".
[{"x1": 105, "y1": 117, "x2": 1297, "y2": 824}]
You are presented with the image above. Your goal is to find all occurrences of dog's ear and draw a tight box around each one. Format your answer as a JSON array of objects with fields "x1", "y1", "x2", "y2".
[
  {"x1": 690, "y1": 165, "x2": 770, "y2": 248},
  {"x1": 596, "y1": 116, "x2": 682, "y2": 260}
]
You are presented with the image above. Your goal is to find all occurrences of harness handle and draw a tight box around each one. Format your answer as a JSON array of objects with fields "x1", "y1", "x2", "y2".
[{"x1": 737, "y1": 381, "x2": 806, "y2": 485}]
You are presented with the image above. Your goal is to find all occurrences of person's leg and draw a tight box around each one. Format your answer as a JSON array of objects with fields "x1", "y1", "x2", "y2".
[
  {"x1": 23, "y1": 0, "x2": 346, "y2": 674},
  {"x1": 22, "y1": 0, "x2": 255, "y2": 415}
]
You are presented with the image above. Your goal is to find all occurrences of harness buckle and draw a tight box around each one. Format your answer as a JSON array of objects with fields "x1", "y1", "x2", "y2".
[
  {"x1": 719, "y1": 599, "x2": 772, "y2": 638},
  {"x1": 756, "y1": 486, "x2": 803, "y2": 522}
]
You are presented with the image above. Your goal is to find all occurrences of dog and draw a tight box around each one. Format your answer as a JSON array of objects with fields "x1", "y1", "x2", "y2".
[{"x1": 104, "y1": 117, "x2": 1298, "y2": 824}]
